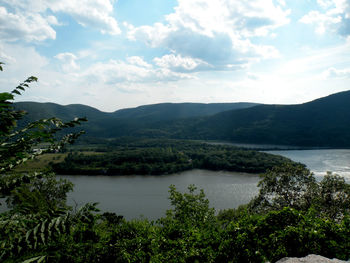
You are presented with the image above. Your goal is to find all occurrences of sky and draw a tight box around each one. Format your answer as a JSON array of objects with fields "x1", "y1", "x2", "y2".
[{"x1": 0, "y1": 0, "x2": 349, "y2": 112}]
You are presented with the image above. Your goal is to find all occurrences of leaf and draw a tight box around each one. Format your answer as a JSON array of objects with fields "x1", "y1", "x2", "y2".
[
  {"x1": 54, "y1": 217, "x2": 61, "y2": 233},
  {"x1": 25, "y1": 76, "x2": 38, "y2": 83},
  {"x1": 25, "y1": 229, "x2": 33, "y2": 243},
  {"x1": 12, "y1": 89, "x2": 21, "y2": 95},
  {"x1": 33, "y1": 224, "x2": 39, "y2": 236},
  {"x1": 41, "y1": 219, "x2": 47, "y2": 233},
  {"x1": 40, "y1": 232, "x2": 45, "y2": 244},
  {"x1": 21, "y1": 255, "x2": 46, "y2": 263}
]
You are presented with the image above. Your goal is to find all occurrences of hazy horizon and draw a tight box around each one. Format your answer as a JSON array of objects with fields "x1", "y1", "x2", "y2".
[{"x1": 14, "y1": 88, "x2": 348, "y2": 113}]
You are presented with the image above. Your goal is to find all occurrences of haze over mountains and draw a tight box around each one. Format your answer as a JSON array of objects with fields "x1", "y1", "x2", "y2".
[
  {"x1": 15, "y1": 90, "x2": 350, "y2": 147},
  {"x1": 15, "y1": 102, "x2": 258, "y2": 121}
]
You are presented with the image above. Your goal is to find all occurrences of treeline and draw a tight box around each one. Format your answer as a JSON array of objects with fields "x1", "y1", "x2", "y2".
[{"x1": 52, "y1": 139, "x2": 292, "y2": 175}]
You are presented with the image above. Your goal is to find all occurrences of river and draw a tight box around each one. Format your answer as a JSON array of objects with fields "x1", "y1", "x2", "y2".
[
  {"x1": 60, "y1": 148, "x2": 350, "y2": 219},
  {"x1": 266, "y1": 149, "x2": 350, "y2": 181},
  {"x1": 2, "y1": 148, "x2": 350, "y2": 219},
  {"x1": 59, "y1": 170, "x2": 260, "y2": 220}
]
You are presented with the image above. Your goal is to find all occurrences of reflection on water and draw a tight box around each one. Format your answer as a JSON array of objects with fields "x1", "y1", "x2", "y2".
[
  {"x1": 58, "y1": 170, "x2": 260, "y2": 220},
  {"x1": 266, "y1": 149, "x2": 350, "y2": 181}
]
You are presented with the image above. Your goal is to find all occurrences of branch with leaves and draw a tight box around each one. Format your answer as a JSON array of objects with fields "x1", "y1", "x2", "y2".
[{"x1": 0, "y1": 66, "x2": 86, "y2": 174}]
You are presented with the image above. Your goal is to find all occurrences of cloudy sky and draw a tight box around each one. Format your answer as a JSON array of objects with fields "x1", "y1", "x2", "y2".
[{"x1": 0, "y1": 0, "x2": 349, "y2": 112}]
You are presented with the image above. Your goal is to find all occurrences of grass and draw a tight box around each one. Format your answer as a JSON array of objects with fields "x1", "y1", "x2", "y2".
[{"x1": 14, "y1": 151, "x2": 103, "y2": 173}]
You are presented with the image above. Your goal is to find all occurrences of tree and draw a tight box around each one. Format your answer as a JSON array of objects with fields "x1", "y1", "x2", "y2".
[
  {"x1": 0, "y1": 63, "x2": 87, "y2": 261},
  {"x1": 0, "y1": 63, "x2": 86, "y2": 210},
  {"x1": 315, "y1": 172, "x2": 350, "y2": 220},
  {"x1": 248, "y1": 163, "x2": 317, "y2": 213},
  {"x1": 248, "y1": 163, "x2": 350, "y2": 220}
]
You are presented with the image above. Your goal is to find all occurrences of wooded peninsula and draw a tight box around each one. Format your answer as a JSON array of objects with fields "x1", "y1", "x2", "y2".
[{"x1": 50, "y1": 138, "x2": 292, "y2": 175}]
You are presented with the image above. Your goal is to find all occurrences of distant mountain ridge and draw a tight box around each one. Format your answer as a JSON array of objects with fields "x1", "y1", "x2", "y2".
[
  {"x1": 14, "y1": 90, "x2": 350, "y2": 147},
  {"x1": 15, "y1": 101, "x2": 258, "y2": 121},
  {"x1": 112, "y1": 102, "x2": 258, "y2": 121},
  {"x1": 14, "y1": 101, "x2": 258, "y2": 138},
  {"x1": 14, "y1": 102, "x2": 109, "y2": 121},
  {"x1": 165, "y1": 90, "x2": 350, "y2": 147}
]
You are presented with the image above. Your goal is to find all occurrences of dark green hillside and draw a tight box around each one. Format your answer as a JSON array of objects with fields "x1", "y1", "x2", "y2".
[
  {"x1": 170, "y1": 90, "x2": 350, "y2": 147},
  {"x1": 14, "y1": 101, "x2": 258, "y2": 138},
  {"x1": 14, "y1": 91, "x2": 350, "y2": 147},
  {"x1": 14, "y1": 102, "x2": 115, "y2": 137},
  {"x1": 112, "y1": 102, "x2": 258, "y2": 121},
  {"x1": 14, "y1": 102, "x2": 109, "y2": 121}
]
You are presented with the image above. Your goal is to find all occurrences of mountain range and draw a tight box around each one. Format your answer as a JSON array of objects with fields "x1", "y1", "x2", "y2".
[{"x1": 14, "y1": 90, "x2": 350, "y2": 147}]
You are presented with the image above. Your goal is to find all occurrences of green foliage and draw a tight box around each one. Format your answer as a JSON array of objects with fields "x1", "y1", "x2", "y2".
[
  {"x1": 0, "y1": 63, "x2": 87, "y2": 262},
  {"x1": 164, "y1": 185, "x2": 215, "y2": 226},
  {"x1": 314, "y1": 172, "x2": 350, "y2": 220},
  {"x1": 152, "y1": 185, "x2": 221, "y2": 263},
  {"x1": 249, "y1": 163, "x2": 317, "y2": 213},
  {"x1": 248, "y1": 164, "x2": 350, "y2": 220},
  {"x1": 0, "y1": 210, "x2": 72, "y2": 261},
  {"x1": 219, "y1": 207, "x2": 350, "y2": 262},
  {"x1": 5, "y1": 173, "x2": 73, "y2": 215}
]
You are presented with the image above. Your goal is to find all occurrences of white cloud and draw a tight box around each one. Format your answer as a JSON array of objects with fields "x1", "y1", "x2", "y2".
[
  {"x1": 322, "y1": 67, "x2": 350, "y2": 79},
  {"x1": 299, "y1": 10, "x2": 341, "y2": 34},
  {"x1": 0, "y1": 42, "x2": 193, "y2": 111},
  {"x1": 0, "y1": 7, "x2": 56, "y2": 42},
  {"x1": 317, "y1": 0, "x2": 333, "y2": 9},
  {"x1": 127, "y1": 56, "x2": 152, "y2": 69},
  {"x1": 0, "y1": 0, "x2": 120, "y2": 41},
  {"x1": 79, "y1": 59, "x2": 193, "y2": 85},
  {"x1": 300, "y1": 0, "x2": 350, "y2": 36},
  {"x1": 128, "y1": 0, "x2": 289, "y2": 71},
  {"x1": 55, "y1": 52, "x2": 80, "y2": 72},
  {"x1": 154, "y1": 54, "x2": 211, "y2": 72},
  {"x1": 51, "y1": 0, "x2": 120, "y2": 35}
]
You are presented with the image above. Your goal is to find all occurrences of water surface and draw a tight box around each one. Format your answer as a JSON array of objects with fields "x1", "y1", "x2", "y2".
[
  {"x1": 59, "y1": 169, "x2": 260, "y2": 220},
  {"x1": 267, "y1": 149, "x2": 350, "y2": 181},
  {"x1": 3, "y1": 149, "x2": 349, "y2": 218}
]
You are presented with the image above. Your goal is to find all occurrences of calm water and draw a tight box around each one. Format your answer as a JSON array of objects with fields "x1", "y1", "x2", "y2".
[
  {"x1": 58, "y1": 170, "x2": 260, "y2": 220},
  {"x1": 2, "y1": 149, "x2": 349, "y2": 218}
]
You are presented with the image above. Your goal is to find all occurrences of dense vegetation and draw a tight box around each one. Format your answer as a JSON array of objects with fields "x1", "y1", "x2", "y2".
[
  {"x1": 51, "y1": 139, "x2": 292, "y2": 175},
  {"x1": 1, "y1": 65, "x2": 349, "y2": 262}
]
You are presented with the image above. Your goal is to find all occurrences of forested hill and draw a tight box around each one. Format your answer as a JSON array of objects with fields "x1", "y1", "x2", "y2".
[
  {"x1": 15, "y1": 101, "x2": 257, "y2": 122},
  {"x1": 168, "y1": 90, "x2": 350, "y2": 147},
  {"x1": 14, "y1": 90, "x2": 350, "y2": 147},
  {"x1": 14, "y1": 102, "x2": 110, "y2": 121},
  {"x1": 112, "y1": 102, "x2": 258, "y2": 121},
  {"x1": 14, "y1": 101, "x2": 258, "y2": 138}
]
